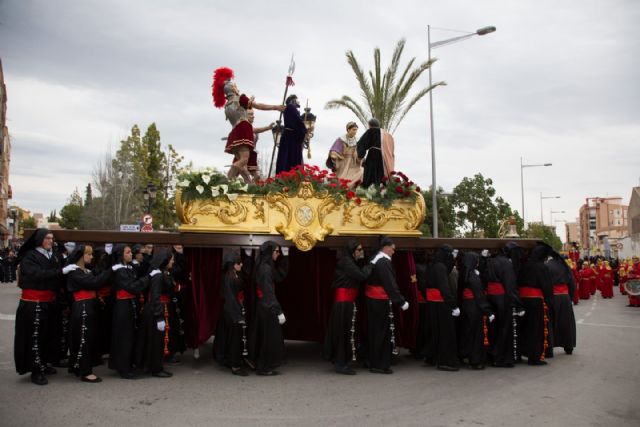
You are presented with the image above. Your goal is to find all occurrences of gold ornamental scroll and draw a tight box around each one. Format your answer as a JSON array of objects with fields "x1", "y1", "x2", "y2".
[{"x1": 176, "y1": 186, "x2": 426, "y2": 251}]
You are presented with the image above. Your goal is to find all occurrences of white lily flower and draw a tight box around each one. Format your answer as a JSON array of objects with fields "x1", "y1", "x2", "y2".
[
  {"x1": 211, "y1": 187, "x2": 220, "y2": 197},
  {"x1": 195, "y1": 185, "x2": 205, "y2": 194},
  {"x1": 201, "y1": 174, "x2": 211, "y2": 184},
  {"x1": 381, "y1": 188, "x2": 387, "y2": 197},
  {"x1": 177, "y1": 179, "x2": 191, "y2": 188},
  {"x1": 227, "y1": 193, "x2": 238, "y2": 201},
  {"x1": 218, "y1": 184, "x2": 228, "y2": 194},
  {"x1": 236, "y1": 175, "x2": 245, "y2": 183}
]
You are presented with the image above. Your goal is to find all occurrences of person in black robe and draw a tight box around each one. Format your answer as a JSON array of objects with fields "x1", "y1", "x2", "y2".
[
  {"x1": 248, "y1": 241, "x2": 289, "y2": 375},
  {"x1": 91, "y1": 246, "x2": 113, "y2": 366},
  {"x1": 546, "y1": 253, "x2": 577, "y2": 355},
  {"x1": 365, "y1": 237, "x2": 408, "y2": 374},
  {"x1": 457, "y1": 252, "x2": 494, "y2": 369},
  {"x1": 356, "y1": 118, "x2": 395, "y2": 188},
  {"x1": 135, "y1": 249, "x2": 174, "y2": 377},
  {"x1": 423, "y1": 244, "x2": 460, "y2": 371},
  {"x1": 66, "y1": 245, "x2": 111, "y2": 382},
  {"x1": 166, "y1": 245, "x2": 188, "y2": 364},
  {"x1": 517, "y1": 243, "x2": 554, "y2": 365},
  {"x1": 275, "y1": 94, "x2": 307, "y2": 174},
  {"x1": 484, "y1": 242, "x2": 525, "y2": 368},
  {"x1": 108, "y1": 244, "x2": 150, "y2": 379},
  {"x1": 413, "y1": 251, "x2": 428, "y2": 358},
  {"x1": 14, "y1": 229, "x2": 78, "y2": 385},
  {"x1": 213, "y1": 251, "x2": 250, "y2": 376},
  {"x1": 323, "y1": 239, "x2": 372, "y2": 375}
]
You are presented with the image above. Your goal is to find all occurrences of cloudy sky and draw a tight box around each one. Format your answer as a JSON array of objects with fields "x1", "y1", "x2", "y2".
[{"x1": 1, "y1": 0, "x2": 639, "y2": 240}]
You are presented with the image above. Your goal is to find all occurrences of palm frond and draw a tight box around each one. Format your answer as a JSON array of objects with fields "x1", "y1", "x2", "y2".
[
  {"x1": 325, "y1": 96, "x2": 369, "y2": 126},
  {"x1": 345, "y1": 51, "x2": 375, "y2": 113}
]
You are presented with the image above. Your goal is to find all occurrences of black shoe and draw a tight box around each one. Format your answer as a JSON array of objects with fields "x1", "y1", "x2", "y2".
[
  {"x1": 335, "y1": 366, "x2": 356, "y2": 375},
  {"x1": 437, "y1": 365, "x2": 459, "y2": 372},
  {"x1": 256, "y1": 370, "x2": 278, "y2": 376},
  {"x1": 232, "y1": 368, "x2": 249, "y2": 377},
  {"x1": 119, "y1": 371, "x2": 138, "y2": 380},
  {"x1": 527, "y1": 359, "x2": 547, "y2": 366},
  {"x1": 31, "y1": 374, "x2": 48, "y2": 385},
  {"x1": 81, "y1": 375, "x2": 103, "y2": 383},
  {"x1": 564, "y1": 347, "x2": 573, "y2": 355},
  {"x1": 152, "y1": 370, "x2": 173, "y2": 378},
  {"x1": 44, "y1": 366, "x2": 57, "y2": 375},
  {"x1": 369, "y1": 368, "x2": 393, "y2": 374},
  {"x1": 470, "y1": 364, "x2": 485, "y2": 370}
]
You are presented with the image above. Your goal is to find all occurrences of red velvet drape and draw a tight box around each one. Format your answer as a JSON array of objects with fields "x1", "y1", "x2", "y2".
[{"x1": 184, "y1": 247, "x2": 420, "y2": 348}]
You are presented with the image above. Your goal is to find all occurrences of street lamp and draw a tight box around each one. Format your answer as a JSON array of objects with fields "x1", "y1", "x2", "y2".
[
  {"x1": 142, "y1": 181, "x2": 157, "y2": 214},
  {"x1": 540, "y1": 193, "x2": 561, "y2": 224},
  {"x1": 520, "y1": 158, "x2": 552, "y2": 226},
  {"x1": 428, "y1": 25, "x2": 496, "y2": 238}
]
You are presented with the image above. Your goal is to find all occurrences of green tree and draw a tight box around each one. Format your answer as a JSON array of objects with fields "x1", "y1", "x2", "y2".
[
  {"x1": 59, "y1": 189, "x2": 84, "y2": 230},
  {"x1": 47, "y1": 210, "x2": 58, "y2": 222},
  {"x1": 85, "y1": 183, "x2": 93, "y2": 206},
  {"x1": 325, "y1": 39, "x2": 445, "y2": 133},
  {"x1": 20, "y1": 216, "x2": 37, "y2": 233},
  {"x1": 525, "y1": 223, "x2": 563, "y2": 250},
  {"x1": 421, "y1": 186, "x2": 457, "y2": 237}
]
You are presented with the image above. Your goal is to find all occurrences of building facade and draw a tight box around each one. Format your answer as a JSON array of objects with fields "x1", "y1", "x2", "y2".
[
  {"x1": 618, "y1": 187, "x2": 640, "y2": 259},
  {"x1": 0, "y1": 58, "x2": 13, "y2": 248},
  {"x1": 579, "y1": 197, "x2": 629, "y2": 257}
]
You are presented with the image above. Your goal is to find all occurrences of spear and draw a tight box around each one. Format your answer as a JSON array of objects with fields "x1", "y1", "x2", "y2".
[{"x1": 267, "y1": 54, "x2": 296, "y2": 178}]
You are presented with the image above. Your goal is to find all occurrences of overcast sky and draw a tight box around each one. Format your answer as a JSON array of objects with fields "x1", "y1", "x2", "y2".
[{"x1": 2, "y1": 0, "x2": 639, "y2": 240}]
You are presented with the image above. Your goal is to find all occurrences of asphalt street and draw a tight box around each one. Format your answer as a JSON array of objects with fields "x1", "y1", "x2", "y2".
[{"x1": 0, "y1": 283, "x2": 638, "y2": 427}]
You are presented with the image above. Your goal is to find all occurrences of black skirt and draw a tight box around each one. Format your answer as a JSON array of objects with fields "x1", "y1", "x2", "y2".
[
  {"x1": 69, "y1": 299, "x2": 98, "y2": 376},
  {"x1": 14, "y1": 300, "x2": 55, "y2": 375},
  {"x1": 248, "y1": 304, "x2": 284, "y2": 372},
  {"x1": 552, "y1": 294, "x2": 576, "y2": 349},
  {"x1": 108, "y1": 299, "x2": 139, "y2": 374},
  {"x1": 135, "y1": 302, "x2": 165, "y2": 374},
  {"x1": 424, "y1": 301, "x2": 458, "y2": 367},
  {"x1": 366, "y1": 298, "x2": 392, "y2": 370},
  {"x1": 458, "y1": 299, "x2": 488, "y2": 365},
  {"x1": 323, "y1": 301, "x2": 357, "y2": 366}
]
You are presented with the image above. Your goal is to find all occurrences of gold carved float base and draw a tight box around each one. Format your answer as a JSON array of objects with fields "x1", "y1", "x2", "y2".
[{"x1": 176, "y1": 182, "x2": 426, "y2": 251}]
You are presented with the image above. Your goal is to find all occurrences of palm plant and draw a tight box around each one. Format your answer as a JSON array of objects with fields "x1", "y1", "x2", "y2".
[{"x1": 325, "y1": 39, "x2": 446, "y2": 134}]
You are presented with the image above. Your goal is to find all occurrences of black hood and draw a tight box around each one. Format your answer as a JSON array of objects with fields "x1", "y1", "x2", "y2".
[
  {"x1": 17, "y1": 228, "x2": 51, "y2": 262},
  {"x1": 223, "y1": 251, "x2": 241, "y2": 273},
  {"x1": 530, "y1": 242, "x2": 552, "y2": 263},
  {"x1": 111, "y1": 244, "x2": 128, "y2": 265},
  {"x1": 150, "y1": 248, "x2": 173, "y2": 271},
  {"x1": 344, "y1": 239, "x2": 360, "y2": 259},
  {"x1": 434, "y1": 244, "x2": 455, "y2": 273},
  {"x1": 67, "y1": 244, "x2": 87, "y2": 266}
]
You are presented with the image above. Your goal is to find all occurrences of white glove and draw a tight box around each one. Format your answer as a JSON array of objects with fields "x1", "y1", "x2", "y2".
[
  {"x1": 112, "y1": 263, "x2": 125, "y2": 271},
  {"x1": 489, "y1": 314, "x2": 495, "y2": 323},
  {"x1": 244, "y1": 248, "x2": 252, "y2": 256},
  {"x1": 401, "y1": 301, "x2": 409, "y2": 311},
  {"x1": 62, "y1": 264, "x2": 79, "y2": 275},
  {"x1": 149, "y1": 269, "x2": 162, "y2": 277},
  {"x1": 451, "y1": 307, "x2": 461, "y2": 317},
  {"x1": 452, "y1": 249, "x2": 459, "y2": 259},
  {"x1": 280, "y1": 247, "x2": 289, "y2": 256},
  {"x1": 516, "y1": 310, "x2": 525, "y2": 317},
  {"x1": 105, "y1": 243, "x2": 113, "y2": 255},
  {"x1": 481, "y1": 249, "x2": 490, "y2": 258},
  {"x1": 156, "y1": 320, "x2": 166, "y2": 332},
  {"x1": 277, "y1": 313, "x2": 286, "y2": 325}
]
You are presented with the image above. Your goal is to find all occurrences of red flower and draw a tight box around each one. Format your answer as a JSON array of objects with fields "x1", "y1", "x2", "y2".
[
  {"x1": 346, "y1": 191, "x2": 355, "y2": 200},
  {"x1": 390, "y1": 171, "x2": 397, "y2": 175},
  {"x1": 329, "y1": 183, "x2": 337, "y2": 188},
  {"x1": 394, "y1": 178, "x2": 401, "y2": 183},
  {"x1": 355, "y1": 197, "x2": 362, "y2": 205},
  {"x1": 395, "y1": 186, "x2": 404, "y2": 194},
  {"x1": 353, "y1": 179, "x2": 362, "y2": 187},
  {"x1": 283, "y1": 187, "x2": 289, "y2": 193},
  {"x1": 416, "y1": 186, "x2": 421, "y2": 192},
  {"x1": 381, "y1": 176, "x2": 388, "y2": 182},
  {"x1": 404, "y1": 190, "x2": 411, "y2": 196}
]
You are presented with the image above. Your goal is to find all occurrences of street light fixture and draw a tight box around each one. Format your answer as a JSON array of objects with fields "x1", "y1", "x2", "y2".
[
  {"x1": 540, "y1": 193, "x2": 561, "y2": 224},
  {"x1": 428, "y1": 25, "x2": 496, "y2": 238},
  {"x1": 520, "y1": 157, "x2": 552, "y2": 226},
  {"x1": 142, "y1": 181, "x2": 157, "y2": 214}
]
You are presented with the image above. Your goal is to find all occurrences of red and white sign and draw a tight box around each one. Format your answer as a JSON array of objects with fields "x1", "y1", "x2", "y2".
[{"x1": 141, "y1": 213, "x2": 153, "y2": 232}]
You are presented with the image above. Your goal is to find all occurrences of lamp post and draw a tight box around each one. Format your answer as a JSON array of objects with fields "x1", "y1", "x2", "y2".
[
  {"x1": 520, "y1": 158, "x2": 552, "y2": 226},
  {"x1": 142, "y1": 181, "x2": 157, "y2": 214},
  {"x1": 428, "y1": 25, "x2": 496, "y2": 238},
  {"x1": 540, "y1": 193, "x2": 561, "y2": 224}
]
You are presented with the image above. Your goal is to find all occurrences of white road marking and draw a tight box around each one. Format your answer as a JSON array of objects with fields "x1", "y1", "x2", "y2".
[
  {"x1": 0, "y1": 313, "x2": 16, "y2": 321},
  {"x1": 578, "y1": 322, "x2": 640, "y2": 330}
]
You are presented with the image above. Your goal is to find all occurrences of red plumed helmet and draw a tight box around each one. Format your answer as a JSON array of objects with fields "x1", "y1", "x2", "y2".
[{"x1": 212, "y1": 67, "x2": 234, "y2": 108}]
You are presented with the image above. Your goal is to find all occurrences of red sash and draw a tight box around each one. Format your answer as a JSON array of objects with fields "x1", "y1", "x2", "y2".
[
  {"x1": 426, "y1": 288, "x2": 444, "y2": 302},
  {"x1": 21, "y1": 289, "x2": 56, "y2": 302},
  {"x1": 98, "y1": 286, "x2": 111, "y2": 298},
  {"x1": 116, "y1": 289, "x2": 136, "y2": 300},
  {"x1": 487, "y1": 282, "x2": 505, "y2": 295},
  {"x1": 237, "y1": 291, "x2": 245, "y2": 304},
  {"x1": 553, "y1": 284, "x2": 569, "y2": 295},
  {"x1": 365, "y1": 285, "x2": 388, "y2": 300},
  {"x1": 256, "y1": 288, "x2": 264, "y2": 299},
  {"x1": 335, "y1": 288, "x2": 359, "y2": 302},
  {"x1": 159, "y1": 295, "x2": 170, "y2": 303},
  {"x1": 74, "y1": 290, "x2": 97, "y2": 301},
  {"x1": 520, "y1": 286, "x2": 543, "y2": 298},
  {"x1": 416, "y1": 291, "x2": 426, "y2": 303},
  {"x1": 462, "y1": 288, "x2": 474, "y2": 300}
]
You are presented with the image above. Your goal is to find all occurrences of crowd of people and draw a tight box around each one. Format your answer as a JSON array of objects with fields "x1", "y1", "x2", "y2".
[{"x1": 14, "y1": 227, "x2": 638, "y2": 386}]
